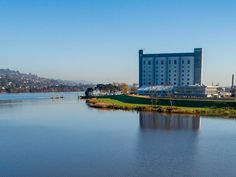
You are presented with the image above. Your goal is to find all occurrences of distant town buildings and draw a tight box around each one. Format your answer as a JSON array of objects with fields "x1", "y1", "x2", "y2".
[
  {"x1": 139, "y1": 48, "x2": 202, "y2": 87},
  {"x1": 0, "y1": 69, "x2": 92, "y2": 93}
]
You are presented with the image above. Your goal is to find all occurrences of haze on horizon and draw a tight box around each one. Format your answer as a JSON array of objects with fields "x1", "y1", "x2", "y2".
[{"x1": 0, "y1": 0, "x2": 235, "y2": 86}]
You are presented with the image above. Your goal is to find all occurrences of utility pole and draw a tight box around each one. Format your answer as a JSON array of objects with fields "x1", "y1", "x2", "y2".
[{"x1": 151, "y1": 82, "x2": 154, "y2": 106}]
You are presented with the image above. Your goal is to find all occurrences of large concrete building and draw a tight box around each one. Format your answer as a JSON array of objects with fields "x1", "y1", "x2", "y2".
[{"x1": 139, "y1": 48, "x2": 202, "y2": 87}]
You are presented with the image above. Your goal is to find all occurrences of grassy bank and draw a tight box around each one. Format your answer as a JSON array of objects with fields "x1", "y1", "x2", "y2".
[{"x1": 85, "y1": 95, "x2": 236, "y2": 118}]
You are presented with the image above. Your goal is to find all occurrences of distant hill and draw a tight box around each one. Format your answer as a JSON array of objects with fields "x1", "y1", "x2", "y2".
[{"x1": 0, "y1": 69, "x2": 93, "y2": 93}]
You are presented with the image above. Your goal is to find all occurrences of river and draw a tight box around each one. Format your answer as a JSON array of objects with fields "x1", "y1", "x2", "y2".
[{"x1": 0, "y1": 92, "x2": 236, "y2": 177}]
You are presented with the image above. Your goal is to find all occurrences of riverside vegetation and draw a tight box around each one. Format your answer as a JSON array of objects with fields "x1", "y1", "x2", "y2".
[{"x1": 85, "y1": 95, "x2": 236, "y2": 118}]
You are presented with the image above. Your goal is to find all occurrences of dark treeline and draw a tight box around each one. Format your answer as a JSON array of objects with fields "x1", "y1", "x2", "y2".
[{"x1": 85, "y1": 83, "x2": 138, "y2": 97}]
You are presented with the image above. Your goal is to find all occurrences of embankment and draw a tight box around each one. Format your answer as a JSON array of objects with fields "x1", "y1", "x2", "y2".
[{"x1": 84, "y1": 95, "x2": 236, "y2": 118}]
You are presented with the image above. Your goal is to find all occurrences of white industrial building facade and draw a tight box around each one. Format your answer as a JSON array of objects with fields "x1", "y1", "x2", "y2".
[{"x1": 139, "y1": 48, "x2": 202, "y2": 87}]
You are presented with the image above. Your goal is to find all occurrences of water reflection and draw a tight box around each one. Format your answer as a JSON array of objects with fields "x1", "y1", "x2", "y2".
[{"x1": 139, "y1": 112, "x2": 200, "y2": 130}]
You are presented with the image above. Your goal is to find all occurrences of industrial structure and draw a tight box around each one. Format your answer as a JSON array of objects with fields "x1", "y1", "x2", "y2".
[
  {"x1": 139, "y1": 48, "x2": 202, "y2": 87},
  {"x1": 138, "y1": 85, "x2": 223, "y2": 98},
  {"x1": 231, "y1": 74, "x2": 236, "y2": 97},
  {"x1": 138, "y1": 48, "x2": 236, "y2": 99}
]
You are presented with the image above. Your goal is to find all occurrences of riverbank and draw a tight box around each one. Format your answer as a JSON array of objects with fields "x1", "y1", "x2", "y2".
[{"x1": 84, "y1": 95, "x2": 236, "y2": 118}]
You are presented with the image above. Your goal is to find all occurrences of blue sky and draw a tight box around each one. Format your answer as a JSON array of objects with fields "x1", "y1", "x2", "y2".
[{"x1": 0, "y1": 0, "x2": 236, "y2": 85}]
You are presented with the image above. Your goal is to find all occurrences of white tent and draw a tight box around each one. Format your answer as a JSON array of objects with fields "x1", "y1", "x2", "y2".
[{"x1": 138, "y1": 85, "x2": 174, "y2": 96}]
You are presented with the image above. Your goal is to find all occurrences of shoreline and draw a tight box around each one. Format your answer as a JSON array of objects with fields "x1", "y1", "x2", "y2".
[
  {"x1": 84, "y1": 95, "x2": 236, "y2": 118},
  {"x1": 0, "y1": 90, "x2": 83, "y2": 94}
]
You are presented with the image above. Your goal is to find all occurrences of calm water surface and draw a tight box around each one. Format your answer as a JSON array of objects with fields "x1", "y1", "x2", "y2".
[{"x1": 0, "y1": 92, "x2": 236, "y2": 177}]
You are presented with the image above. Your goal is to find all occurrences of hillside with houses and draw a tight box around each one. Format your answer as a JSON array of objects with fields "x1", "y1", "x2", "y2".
[{"x1": 0, "y1": 69, "x2": 93, "y2": 93}]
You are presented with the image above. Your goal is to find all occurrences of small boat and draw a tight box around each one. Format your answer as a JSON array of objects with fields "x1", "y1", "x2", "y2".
[{"x1": 50, "y1": 96, "x2": 64, "y2": 99}]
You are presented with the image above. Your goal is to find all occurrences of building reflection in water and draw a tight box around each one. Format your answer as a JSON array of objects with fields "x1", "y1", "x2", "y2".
[{"x1": 139, "y1": 112, "x2": 200, "y2": 130}]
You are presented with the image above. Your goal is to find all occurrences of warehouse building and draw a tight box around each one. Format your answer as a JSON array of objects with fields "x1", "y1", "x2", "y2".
[{"x1": 139, "y1": 48, "x2": 202, "y2": 87}]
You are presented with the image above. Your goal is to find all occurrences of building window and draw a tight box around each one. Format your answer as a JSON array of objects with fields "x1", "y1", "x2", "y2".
[
  {"x1": 161, "y1": 61, "x2": 164, "y2": 65},
  {"x1": 148, "y1": 61, "x2": 151, "y2": 65},
  {"x1": 174, "y1": 78, "x2": 176, "y2": 81},
  {"x1": 174, "y1": 74, "x2": 176, "y2": 77},
  {"x1": 182, "y1": 60, "x2": 184, "y2": 64},
  {"x1": 188, "y1": 60, "x2": 190, "y2": 64},
  {"x1": 169, "y1": 60, "x2": 171, "y2": 64},
  {"x1": 161, "y1": 82, "x2": 163, "y2": 85},
  {"x1": 174, "y1": 82, "x2": 176, "y2": 85},
  {"x1": 174, "y1": 60, "x2": 177, "y2": 64},
  {"x1": 187, "y1": 82, "x2": 189, "y2": 85}
]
